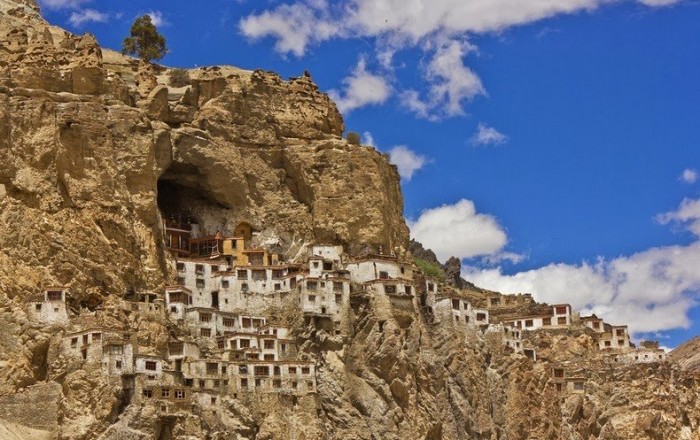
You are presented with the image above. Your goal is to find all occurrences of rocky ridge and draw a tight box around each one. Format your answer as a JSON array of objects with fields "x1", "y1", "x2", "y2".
[{"x1": 0, "y1": 2, "x2": 698, "y2": 440}]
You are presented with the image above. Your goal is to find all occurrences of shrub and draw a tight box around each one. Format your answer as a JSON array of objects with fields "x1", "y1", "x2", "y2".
[
  {"x1": 413, "y1": 257, "x2": 444, "y2": 280},
  {"x1": 346, "y1": 131, "x2": 361, "y2": 145},
  {"x1": 122, "y1": 15, "x2": 167, "y2": 63},
  {"x1": 169, "y1": 68, "x2": 190, "y2": 87}
]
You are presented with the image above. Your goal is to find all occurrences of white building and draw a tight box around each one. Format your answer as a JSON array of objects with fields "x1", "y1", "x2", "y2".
[{"x1": 29, "y1": 288, "x2": 69, "y2": 324}]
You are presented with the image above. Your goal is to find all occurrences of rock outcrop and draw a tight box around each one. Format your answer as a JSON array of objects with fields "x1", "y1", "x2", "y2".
[{"x1": 0, "y1": 2, "x2": 698, "y2": 440}]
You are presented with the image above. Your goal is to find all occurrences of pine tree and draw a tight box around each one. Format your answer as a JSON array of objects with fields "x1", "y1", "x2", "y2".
[{"x1": 122, "y1": 15, "x2": 167, "y2": 63}]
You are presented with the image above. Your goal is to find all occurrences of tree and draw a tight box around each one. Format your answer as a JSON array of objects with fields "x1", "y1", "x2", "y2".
[{"x1": 122, "y1": 15, "x2": 167, "y2": 63}]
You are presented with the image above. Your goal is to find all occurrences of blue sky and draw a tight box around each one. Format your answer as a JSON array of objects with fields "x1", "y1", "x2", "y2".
[{"x1": 40, "y1": 0, "x2": 700, "y2": 347}]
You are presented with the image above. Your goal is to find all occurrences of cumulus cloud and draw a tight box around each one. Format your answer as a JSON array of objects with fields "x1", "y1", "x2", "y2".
[
  {"x1": 39, "y1": 0, "x2": 90, "y2": 10},
  {"x1": 680, "y1": 168, "x2": 698, "y2": 184},
  {"x1": 464, "y1": 198, "x2": 700, "y2": 336},
  {"x1": 328, "y1": 57, "x2": 392, "y2": 114},
  {"x1": 657, "y1": 198, "x2": 700, "y2": 237},
  {"x1": 471, "y1": 123, "x2": 508, "y2": 146},
  {"x1": 240, "y1": 0, "x2": 682, "y2": 117},
  {"x1": 239, "y1": 0, "x2": 340, "y2": 57},
  {"x1": 68, "y1": 9, "x2": 108, "y2": 26},
  {"x1": 409, "y1": 199, "x2": 508, "y2": 261},
  {"x1": 388, "y1": 146, "x2": 427, "y2": 181}
]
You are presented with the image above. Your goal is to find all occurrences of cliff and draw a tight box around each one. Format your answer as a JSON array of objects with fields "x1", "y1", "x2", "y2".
[{"x1": 0, "y1": 2, "x2": 698, "y2": 440}]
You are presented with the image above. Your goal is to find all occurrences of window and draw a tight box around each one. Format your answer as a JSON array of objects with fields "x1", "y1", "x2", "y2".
[
  {"x1": 379, "y1": 271, "x2": 389, "y2": 279},
  {"x1": 254, "y1": 366, "x2": 270, "y2": 376},
  {"x1": 241, "y1": 283, "x2": 249, "y2": 292},
  {"x1": 289, "y1": 367, "x2": 297, "y2": 374},
  {"x1": 211, "y1": 266, "x2": 219, "y2": 273},
  {"x1": 143, "y1": 389, "x2": 152, "y2": 398},
  {"x1": 308, "y1": 295, "x2": 316, "y2": 302},
  {"x1": 476, "y1": 313, "x2": 487, "y2": 322},
  {"x1": 542, "y1": 317, "x2": 552, "y2": 326},
  {"x1": 604, "y1": 341, "x2": 611, "y2": 347},
  {"x1": 264, "y1": 354, "x2": 275, "y2": 361},
  {"x1": 556, "y1": 383, "x2": 563, "y2": 392},
  {"x1": 573, "y1": 382, "x2": 584, "y2": 391},
  {"x1": 47, "y1": 290, "x2": 63, "y2": 301},
  {"x1": 255, "y1": 378, "x2": 261, "y2": 387},
  {"x1": 242, "y1": 318, "x2": 252, "y2": 327},
  {"x1": 618, "y1": 339, "x2": 625, "y2": 346},
  {"x1": 199, "y1": 380, "x2": 206, "y2": 388},
  {"x1": 237, "y1": 270, "x2": 248, "y2": 279},
  {"x1": 555, "y1": 306, "x2": 568, "y2": 315},
  {"x1": 313, "y1": 262, "x2": 319, "y2": 268},
  {"x1": 400, "y1": 266, "x2": 405, "y2": 274},
  {"x1": 452, "y1": 299, "x2": 460, "y2": 310},
  {"x1": 281, "y1": 343, "x2": 287, "y2": 353},
  {"x1": 35, "y1": 304, "x2": 42, "y2": 311},
  {"x1": 175, "y1": 390, "x2": 185, "y2": 400},
  {"x1": 274, "y1": 366, "x2": 281, "y2": 376},
  {"x1": 239, "y1": 339, "x2": 250, "y2": 348},
  {"x1": 307, "y1": 281, "x2": 318, "y2": 291},
  {"x1": 554, "y1": 369, "x2": 564, "y2": 378},
  {"x1": 200, "y1": 328, "x2": 211, "y2": 337},
  {"x1": 593, "y1": 322, "x2": 600, "y2": 330},
  {"x1": 273, "y1": 379, "x2": 281, "y2": 388},
  {"x1": 196, "y1": 279, "x2": 205, "y2": 289},
  {"x1": 252, "y1": 270, "x2": 266, "y2": 281},
  {"x1": 109, "y1": 345, "x2": 123, "y2": 354},
  {"x1": 195, "y1": 264, "x2": 204, "y2": 274},
  {"x1": 176, "y1": 262, "x2": 185, "y2": 272},
  {"x1": 145, "y1": 361, "x2": 157, "y2": 371},
  {"x1": 116, "y1": 361, "x2": 122, "y2": 369},
  {"x1": 264, "y1": 340, "x2": 275, "y2": 349},
  {"x1": 335, "y1": 294, "x2": 342, "y2": 303},
  {"x1": 222, "y1": 280, "x2": 230, "y2": 289},
  {"x1": 177, "y1": 277, "x2": 186, "y2": 286},
  {"x1": 206, "y1": 363, "x2": 218, "y2": 374},
  {"x1": 292, "y1": 381, "x2": 298, "y2": 389},
  {"x1": 616, "y1": 329, "x2": 625, "y2": 337},
  {"x1": 240, "y1": 378, "x2": 248, "y2": 388},
  {"x1": 213, "y1": 380, "x2": 220, "y2": 387},
  {"x1": 272, "y1": 270, "x2": 285, "y2": 279},
  {"x1": 223, "y1": 318, "x2": 235, "y2": 328},
  {"x1": 384, "y1": 285, "x2": 396, "y2": 294},
  {"x1": 557, "y1": 317, "x2": 567, "y2": 325},
  {"x1": 71, "y1": 337, "x2": 78, "y2": 347},
  {"x1": 405, "y1": 286, "x2": 412, "y2": 295},
  {"x1": 274, "y1": 283, "x2": 281, "y2": 291},
  {"x1": 200, "y1": 313, "x2": 212, "y2": 323},
  {"x1": 525, "y1": 320, "x2": 534, "y2": 328},
  {"x1": 301, "y1": 367, "x2": 310, "y2": 375},
  {"x1": 428, "y1": 283, "x2": 434, "y2": 292},
  {"x1": 210, "y1": 397, "x2": 217, "y2": 405},
  {"x1": 161, "y1": 389, "x2": 170, "y2": 398}
]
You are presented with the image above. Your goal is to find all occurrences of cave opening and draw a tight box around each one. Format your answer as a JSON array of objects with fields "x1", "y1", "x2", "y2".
[{"x1": 157, "y1": 163, "x2": 236, "y2": 259}]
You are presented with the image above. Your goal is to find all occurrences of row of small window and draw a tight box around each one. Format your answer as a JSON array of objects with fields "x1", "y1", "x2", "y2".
[
  {"x1": 305, "y1": 281, "x2": 345, "y2": 292},
  {"x1": 34, "y1": 304, "x2": 62, "y2": 312},
  {"x1": 553, "y1": 382, "x2": 584, "y2": 392},
  {"x1": 70, "y1": 332, "x2": 102, "y2": 347},
  {"x1": 602, "y1": 340, "x2": 628, "y2": 347},
  {"x1": 143, "y1": 388, "x2": 186, "y2": 399},
  {"x1": 306, "y1": 294, "x2": 344, "y2": 303},
  {"x1": 511, "y1": 317, "x2": 567, "y2": 328}
]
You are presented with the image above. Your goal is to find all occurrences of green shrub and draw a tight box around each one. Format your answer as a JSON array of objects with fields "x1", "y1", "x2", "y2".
[
  {"x1": 346, "y1": 131, "x2": 361, "y2": 145},
  {"x1": 413, "y1": 257, "x2": 444, "y2": 280},
  {"x1": 169, "y1": 68, "x2": 190, "y2": 87}
]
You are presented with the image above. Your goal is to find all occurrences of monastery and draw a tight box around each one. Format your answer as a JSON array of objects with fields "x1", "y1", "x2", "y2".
[{"x1": 27, "y1": 218, "x2": 668, "y2": 414}]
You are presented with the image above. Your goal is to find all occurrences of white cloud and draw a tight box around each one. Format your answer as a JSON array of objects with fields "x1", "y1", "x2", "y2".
[
  {"x1": 471, "y1": 122, "x2": 508, "y2": 146},
  {"x1": 68, "y1": 9, "x2": 108, "y2": 27},
  {"x1": 239, "y1": 1, "x2": 340, "y2": 57},
  {"x1": 39, "y1": 0, "x2": 89, "y2": 10},
  {"x1": 464, "y1": 198, "x2": 700, "y2": 336},
  {"x1": 657, "y1": 198, "x2": 700, "y2": 237},
  {"x1": 409, "y1": 199, "x2": 508, "y2": 261},
  {"x1": 637, "y1": 0, "x2": 683, "y2": 6},
  {"x1": 240, "y1": 0, "x2": 683, "y2": 117},
  {"x1": 388, "y1": 146, "x2": 427, "y2": 181},
  {"x1": 146, "y1": 11, "x2": 167, "y2": 27},
  {"x1": 328, "y1": 57, "x2": 392, "y2": 114},
  {"x1": 681, "y1": 168, "x2": 698, "y2": 184},
  {"x1": 361, "y1": 131, "x2": 375, "y2": 147}
]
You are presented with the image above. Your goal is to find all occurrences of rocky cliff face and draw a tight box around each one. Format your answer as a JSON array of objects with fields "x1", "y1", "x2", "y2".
[{"x1": 0, "y1": 2, "x2": 698, "y2": 440}]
